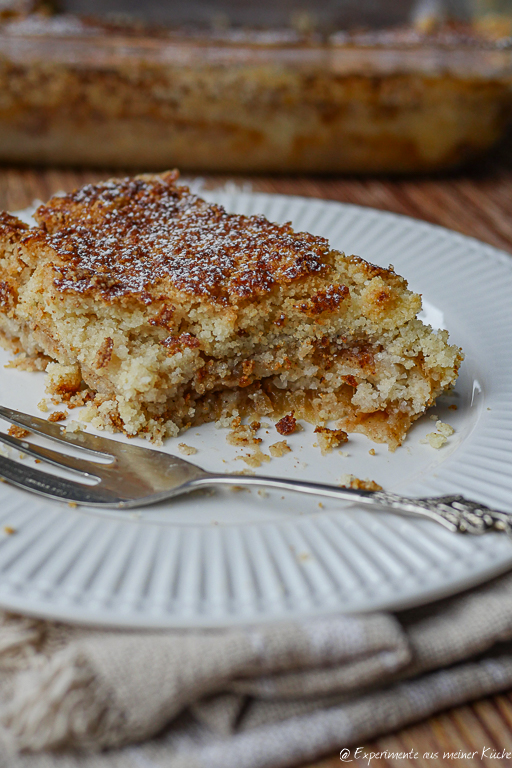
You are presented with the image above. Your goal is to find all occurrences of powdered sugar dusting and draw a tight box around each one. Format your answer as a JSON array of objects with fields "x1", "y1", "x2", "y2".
[{"x1": 32, "y1": 173, "x2": 329, "y2": 305}]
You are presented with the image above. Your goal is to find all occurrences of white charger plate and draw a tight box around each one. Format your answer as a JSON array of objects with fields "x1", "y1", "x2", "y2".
[{"x1": 1, "y1": 190, "x2": 512, "y2": 628}]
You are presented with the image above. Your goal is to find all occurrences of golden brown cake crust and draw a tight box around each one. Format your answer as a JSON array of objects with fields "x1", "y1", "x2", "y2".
[
  {"x1": 0, "y1": 211, "x2": 29, "y2": 236},
  {"x1": 31, "y1": 171, "x2": 340, "y2": 306}
]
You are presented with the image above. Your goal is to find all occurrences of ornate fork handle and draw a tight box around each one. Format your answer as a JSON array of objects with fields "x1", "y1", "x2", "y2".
[
  {"x1": 197, "y1": 475, "x2": 511, "y2": 536},
  {"x1": 371, "y1": 492, "x2": 512, "y2": 535}
]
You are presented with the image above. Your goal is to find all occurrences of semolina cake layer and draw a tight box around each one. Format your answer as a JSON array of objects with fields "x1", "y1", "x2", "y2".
[
  {"x1": 0, "y1": 316, "x2": 457, "y2": 450},
  {"x1": 0, "y1": 174, "x2": 463, "y2": 449}
]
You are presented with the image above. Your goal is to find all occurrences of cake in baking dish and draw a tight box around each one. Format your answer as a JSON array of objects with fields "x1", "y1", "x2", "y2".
[
  {"x1": 0, "y1": 171, "x2": 463, "y2": 449},
  {"x1": 0, "y1": 12, "x2": 511, "y2": 173}
]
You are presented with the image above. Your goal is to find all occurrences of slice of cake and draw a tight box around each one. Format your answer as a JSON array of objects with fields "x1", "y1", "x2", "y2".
[{"x1": 0, "y1": 171, "x2": 463, "y2": 449}]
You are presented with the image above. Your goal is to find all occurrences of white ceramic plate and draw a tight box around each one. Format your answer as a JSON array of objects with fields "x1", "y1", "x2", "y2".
[{"x1": 1, "y1": 191, "x2": 512, "y2": 628}]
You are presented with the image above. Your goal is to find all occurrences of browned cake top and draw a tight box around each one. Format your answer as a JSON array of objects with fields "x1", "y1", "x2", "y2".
[
  {"x1": 0, "y1": 211, "x2": 29, "y2": 238},
  {"x1": 31, "y1": 172, "x2": 330, "y2": 305}
]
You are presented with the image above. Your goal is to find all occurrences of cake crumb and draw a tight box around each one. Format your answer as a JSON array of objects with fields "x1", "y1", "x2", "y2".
[
  {"x1": 449, "y1": 404, "x2": 458, "y2": 411},
  {"x1": 37, "y1": 398, "x2": 48, "y2": 412},
  {"x1": 314, "y1": 426, "x2": 348, "y2": 455},
  {"x1": 275, "y1": 413, "x2": 301, "y2": 435},
  {"x1": 178, "y1": 443, "x2": 197, "y2": 456},
  {"x1": 3, "y1": 526, "x2": 16, "y2": 535},
  {"x1": 421, "y1": 432, "x2": 447, "y2": 449},
  {"x1": 68, "y1": 502, "x2": 78, "y2": 509},
  {"x1": 429, "y1": 414, "x2": 439, "y2": 421},
  {"x1": 64, "y1": 421, "x2": 85, "y2": 434},
  {"x1": 436, "y1": 420, "x2": 454, "y2": 437},
  {"x1": 227, "y1": 418, "x2": 262, "y2": 447},
  {"x1": 257, "y1": 489, "x2": 268, "y2": 498},
  {"x1": 368, "y1": 448, "x2": 376, "y2": 456},
  {"x1": 236, "y1": 448, "x2": 270, "y2": 468},
  {"x1": 269, "y1": 440, "x2": 291, "y2": 458},
  {"x1": 338, "y1": 450, "x2": 349, "y2": 458},
  {"x1": 339, "y1": 473, "x2": 383, "y2": 491},
  {"x1": 230, "y1": 468, "x2": 256, "y2": 476},
  {"x1": 7, "y1": 425, "x2": 30, "y2": 439},
  {"x1": 47, "y1": 411, "x2": 67, "y2": 423}
]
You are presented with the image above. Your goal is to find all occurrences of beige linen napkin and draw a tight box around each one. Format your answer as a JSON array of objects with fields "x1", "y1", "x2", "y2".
[{"x1": 2, "y1": 571, "x2": 512, "y2": 768}]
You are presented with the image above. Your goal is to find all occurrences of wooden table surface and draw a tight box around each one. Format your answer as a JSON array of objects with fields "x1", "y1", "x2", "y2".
[{"x1": 2, "y1": 142, "x2": 512, "y2": 767}]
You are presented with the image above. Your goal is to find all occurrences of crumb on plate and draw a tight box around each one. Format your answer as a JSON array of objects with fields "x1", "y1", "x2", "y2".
[
  {"x1": 47, "y1": 411, "x2": 67, "y2": 423},
  {"x1": 339, "y1": 473, "x2": 382, "y2": 491},
  {"x1": 178, "y1": 442, "x2": 197, "y2": 456},
  {"x1": 314, "y1": 426, "x2": 348, "y2": 455},
  {"x1": 276, "y1": 412, "x2": 301, "y2": 435},
  {"x1": 7, "y1": 425, "x2": 29, "y2": 439},
  {"x1": 436, "y1": 420, "x2": 455, "y2": 437},
  {"x1": 235, "y1": 447, "x2": 270, "y2": 468},
  {"x1": 421, "y1": 432, "x2": 447, "y2": 449},
  {"x1": 269, "y1": 440, "x2": 291, "y2": 458},
  {"x1": 226, "y1": 417, "x2": 262, "y2": 447},
  {"x1": 64, "y1": 420, "x2": 86, "y2": 433}
]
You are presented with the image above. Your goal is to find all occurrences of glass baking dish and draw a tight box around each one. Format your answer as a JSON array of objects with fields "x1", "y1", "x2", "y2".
[{"x1": 0, "y1": 11, "x2": 511, "y2": 172}]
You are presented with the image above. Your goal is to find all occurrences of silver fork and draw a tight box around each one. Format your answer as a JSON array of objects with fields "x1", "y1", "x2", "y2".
[{"x1": 0, "y1": 404, "x2": 510, "y2": 536}]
